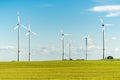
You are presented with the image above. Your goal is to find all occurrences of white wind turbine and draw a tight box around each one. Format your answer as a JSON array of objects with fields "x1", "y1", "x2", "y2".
[
  {"x1": 99, "y1": 16, "x2": 113, "y2": 60},
  {"x1": 61, "y1": 30, "x2": 70, "y2": 60},
  {"x1": 68, "y1": 40, "x2": 72, "y2": 60},
  {"x1": 13, "y1": 12, "x2": 27, "y2": 62},
  {"x1": 84, "y1": 35, "x2": 89, "y2": 60},
  {"x1": 26, "y1": 23, "x2": 37, "y2": 62}
]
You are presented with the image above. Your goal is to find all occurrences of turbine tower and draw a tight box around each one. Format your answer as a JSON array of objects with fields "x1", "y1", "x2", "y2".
[
  {"x1": 99, "y1": 16, "x2": 112, "y2": 60},
  {"x1": 13, "y1": 12, "x2": 27, "y2": 62},
  {"x1": 69, "y1": 40, "x2": 72, "y2": 60},
  {"x1": 61, "y1": 30, "x2": 70, "y2": 60},
  {"x1": 26, "y1": 23, "x2": 37, "y2": 62},
  {"x1": 85, "y1": 37, "x2": 88, "y2": 60}
]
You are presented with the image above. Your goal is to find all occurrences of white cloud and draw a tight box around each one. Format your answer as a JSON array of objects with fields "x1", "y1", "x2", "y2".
[
  {"x1": 35, "y1": 45, "x2": 60, "y2": 55},
  {"x1": 106, "y1": 12, "x2": 120, "y2": 17},
  {"x1": 74, "y1": 37, "x2": 101, "y2": 54},
  {"x1": 87, "y1": 37, "x2": 100, "y2": 50},
  {"x1": 90, "y1": 5, "x2": 120, "y2": 17},
  {"x1": 111, "y1": 37, "x2": 117, "y2": 40},
  {"x1": 91, "y1": 5, "x2": 120, "y2": 12},
  {"x1": 0, "y1": 46, "x2": 16, "y2": 52},
  {"x1": 114, "y1": 48, "x2": 120, "y2": 52}
]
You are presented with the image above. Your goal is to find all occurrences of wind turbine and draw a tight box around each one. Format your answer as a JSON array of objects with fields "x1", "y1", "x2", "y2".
[
  {"x1": 85, "y1": 37, "x2": 88, "y2": 60},
  {"x1": 99, "y1": 16, "x2": 113, "y2": 60},
  {"x1": 61, "y1": 30, "x2": 70, "y2": 60},
  {"x1": 13, "y1": 12, "x2": 27, "y2": 62},
  {"x1": 26, "y1": 23, "x2": 37, "y2": 62},
  {"x1": 85, "y1": 36, "x2": 88, "y2": 60},
  {"x1": 84, "y1": 35, "x2": 89, "y2": 60}
]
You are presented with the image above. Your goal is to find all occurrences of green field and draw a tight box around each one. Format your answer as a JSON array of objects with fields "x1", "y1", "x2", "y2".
[{"x1": 0, "y1": 60, "x2": 120, "y2": 80}]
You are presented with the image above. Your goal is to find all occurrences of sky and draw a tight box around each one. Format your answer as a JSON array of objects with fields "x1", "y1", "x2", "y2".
[{"x1": 1, "y1": 0, "x2": 120, "y2": 61}]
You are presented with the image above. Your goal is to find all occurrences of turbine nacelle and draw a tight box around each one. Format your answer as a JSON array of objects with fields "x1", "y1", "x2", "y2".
[
  {"x1": 102, "y1": 24, "x2": 104, "y2": 27},
  {"x1": 26, "y1": 23, "x2": 37, "y2": 36},
  {"x1": 62, "y1": 33, "x2": 64, "y2": 36},
  {"x1": 83, "y1": 35, "x2": 90, "y2": 39},
  {"x1": 13, "y1": 12, "x2": 27, "y2": 31},
  {"x1": 99, "y1": 16, "x2": 113, "y2": 30},
  {"x1": 61, "y1": 30, "x2": 71, "y2": 40}
]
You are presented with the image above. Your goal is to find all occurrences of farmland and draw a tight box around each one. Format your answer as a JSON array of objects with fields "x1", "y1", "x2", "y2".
[{"x1": 0, "y1": 60, "x2": 120, "y2": 80}]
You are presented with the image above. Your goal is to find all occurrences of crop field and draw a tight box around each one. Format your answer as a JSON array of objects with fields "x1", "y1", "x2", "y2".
[{"x1": 0, "y1": 60, "x2": 120, "y2": 80}]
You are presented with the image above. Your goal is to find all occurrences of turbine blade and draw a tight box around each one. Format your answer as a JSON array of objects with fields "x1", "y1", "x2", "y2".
[
  {"x1": 87, "y1": 35, "x2": 90, "y2": 38},
  {"x1": 13, "y1": 26, "x2": 19, "y2": 31},
  {"x1": 64, "y1": 34, "x2": 71, "y2": 36},
  {"x1": 61, "y1": 29, "x2": 64, "y2": 34},
  {"x1": 21, "y1": 24, "x2": 27, "y2": 30},
  {"x1": 31, "y1": 32, "x2": 37, "y2": 35},
  {"x1": 99, "y1": 16, "x2": 104, "y2": 24},
  {"x1": 83, "y1": 35, "x2": 89, "y2": 39},
  {"x1": 25, "y1": 33, "x2": 29, "y2": 36},
  {"x1": 105, "y1": 24, "x2": 113, "y2": 26},
  {"x1": 28, "y1": 24, "x2": 31, "y2": 31},
  {"x1": 17, "y1": 12, "x2": 20, "y2": 24}
]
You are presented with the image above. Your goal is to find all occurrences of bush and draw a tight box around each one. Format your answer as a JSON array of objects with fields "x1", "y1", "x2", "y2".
[
  {"x1": 107, "y1": 56, "x2": 114, "y2": 59},
  {"x1": 69, "y1": 58, "x2": 73, "y2": 60}
]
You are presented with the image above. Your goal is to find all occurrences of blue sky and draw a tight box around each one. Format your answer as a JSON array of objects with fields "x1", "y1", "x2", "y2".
[{"x1": 1, "y1": 0, "x2": 120, "y2": 61}]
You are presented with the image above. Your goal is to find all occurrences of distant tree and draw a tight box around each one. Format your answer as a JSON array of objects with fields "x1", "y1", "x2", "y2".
[
  {"x1": 69, "y1": 58, "x2": 72, "y2": 60},
  {"x1": 107, "y1": 56, "x2": 114, "y2": 59}
]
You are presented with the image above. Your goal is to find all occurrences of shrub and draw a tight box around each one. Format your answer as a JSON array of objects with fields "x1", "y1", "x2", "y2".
[
  {"x1": 107, "y1": 56, "x2": 114, "y2": 59},
  {"x1": 69, "y1": 58, "x2": 73, "y2": 60}
]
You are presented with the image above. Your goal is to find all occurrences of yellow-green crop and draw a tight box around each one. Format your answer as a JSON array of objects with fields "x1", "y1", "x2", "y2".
[{"x1": 0, "y1": 60, "x2": 120, "y2": 80}]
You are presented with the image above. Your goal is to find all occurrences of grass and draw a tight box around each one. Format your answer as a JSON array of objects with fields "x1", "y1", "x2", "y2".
[{"x1": 0, "y1": 60, "x2": 120, "y2": 80}]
